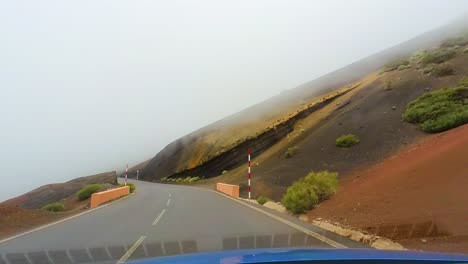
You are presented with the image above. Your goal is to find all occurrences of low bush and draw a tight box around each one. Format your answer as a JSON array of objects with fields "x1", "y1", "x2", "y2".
[
  {"x1": 41, "y1": 202, "x2": 65, "y2": 212},
  {"x1": 222, "y1": 170, "x2": 228, "y2": 175},
  {"x1": 335, "y1": 134, "x2": 360, "y2": 148},
  {"x1": 410, "y1": 50, "x2": 427, "y2": 64},
  {"x1": 256, "y1": 196, "x2": 269, "y2": 205},
  {"x1": 160, "y1": 177, "x2": 168, "y2": 181},
  {"x1": 281, "y1": 180, "x2": 319, "y2": 214},
  {"x1": 420, "y1": 48, "x2": 456, "y2": 65},
  {"x1": 175, "y1": 178, "x2": 183, "y2": 183},
  {"x1": 285, "y1": 146, "x2": 298, "y2": 158},
  {"x1": 433, "y1": 63, "x2": 456, "y2": 77},
  {"x1": 383, "y1": 59, "x2": 409, "y2": 72},
  {"x1": 383, "y1": 80, "x2": 393, "y2": 90},
  {"x1": 118, "y1": 182, "x2": 136, "y2": 193},
  {"x1": 464, "y1": 47, "x2": 468, "y2": 53},
  {"x1": 304, "y1": 171, "x2": 338, "y2": 200},
  {"x1": 188, "y1": 176, "x2": 200, "y2": 183},
  {"x1": 403, "y1": 80, "x2": 468, "y2": 133},
  {"x1": 77, "y1": 184, "x2": 101, "y2": 200},
  {"x1": 441, "y1": 37, "x2": 468, "y2": 48},
  {"x1": 281, "y1": 171, "x2": 338, "y2": 214}
]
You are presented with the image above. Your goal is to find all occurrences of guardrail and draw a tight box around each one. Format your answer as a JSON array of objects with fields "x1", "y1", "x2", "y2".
[
  {"x1": 216, "y1": 183, "x2": 240, "y2": 198},
  {"x1": 90, "y1": 186, "x2": 130, "y2": 208}
]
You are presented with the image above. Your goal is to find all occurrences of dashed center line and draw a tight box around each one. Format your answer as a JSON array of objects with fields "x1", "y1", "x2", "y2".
[
  {"x1": 152, "y1": 209, "x2": 167, "y2": 226},
  {"x1": 166, "y1": 199, "x2": 171, "y2": 207},
  {"x1": 116, "y1": 235, "x2": 146, "y2": 263}
]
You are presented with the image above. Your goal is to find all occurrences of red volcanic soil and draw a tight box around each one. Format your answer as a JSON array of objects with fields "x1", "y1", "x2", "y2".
[{"x1": 308, "y1": 124, "x2": 468, "y2": 253}]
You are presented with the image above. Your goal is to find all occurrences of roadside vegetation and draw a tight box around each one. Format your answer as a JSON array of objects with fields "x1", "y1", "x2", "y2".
[
  {"x1": 432, "y1": 63, "x2": 456, "y2": 77},
  {"x1": 119, "y1": 182, "x2": 136, "y2": 193},
  {"x1": 161, "y1": 176, "x2": 201, "y2": 184},
  {"x1": 256, "y1": 196, "x2": 269, "y2": 205},
  {"x1": 77, "y1": 184, "x2": 101, "y2": 200},
  {"x1": 41, "y1": 202, "x2": 65, "y2": 212},
  {"x1": 335, "y1": 134, "x2": 360, "y2": 148},
  {"x1": 382, "y1": 59, "x2": 409, "y2": 72},
  {"x1": 403, "y1": 78, "x2": 468, "y2": 133},
  {"x1": 440, "y1": 37, "x2": 468, "y2": 48},
  {"x1": 285, "y1": 146, "x2": 298, "y2": 158},
  {"x1": 282, "y1": 171, "x2": 338, "y2": 214},
  {"x1": 420, "y1": 48, "x2": 456, "y2": 65}
]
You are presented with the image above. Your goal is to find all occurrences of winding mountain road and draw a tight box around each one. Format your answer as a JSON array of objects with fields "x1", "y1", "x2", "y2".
[{"x1": 0, "y1": 180, "x2": 365, "y2": 264}]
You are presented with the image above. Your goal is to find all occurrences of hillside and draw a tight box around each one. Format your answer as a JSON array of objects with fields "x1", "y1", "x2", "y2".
[
  {"x1": 307, "y1": 124, "x2": 468, "y2": 253},
  {"x1": 0, "y1": 171, "x2": 118, "y2": 239},
  {"x1": 140, "y1": 17, "x2": 468, "y2": 190}
]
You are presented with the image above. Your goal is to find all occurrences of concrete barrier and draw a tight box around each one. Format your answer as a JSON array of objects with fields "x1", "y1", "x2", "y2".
[
  {"x1": 216, "y1": 183, "x2": 240, "y2": 198},
  {"x1": 90, "y1": 186, "x2": 130, "y2": 208}
]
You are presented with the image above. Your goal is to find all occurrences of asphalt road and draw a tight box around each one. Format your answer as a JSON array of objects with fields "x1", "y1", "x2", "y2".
[{"x1": 0, "y1": 180, "x2": 365, "y2": 264}]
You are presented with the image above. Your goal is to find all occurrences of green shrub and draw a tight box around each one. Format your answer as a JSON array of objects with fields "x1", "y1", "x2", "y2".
[
  {"x1": 188, "y1": 176, "x2": 200, "y2": 183},
  {"x1": 118, "y1": 182, "x2": 136, "y2": 193},
  {"x1": 335, "y1": 134, "x2": 360, "y2": 148},
  {"x1": 420, "y1": 49, "x2": 456, "y2": 65},
  {"x1": 441, "y1": 37, "x2": 468, "y2": 48},
  {"x1": 398, "y1": 64, "x2": 411, "y2": 71},
  {"x1": 175, "y1": 178, "x2": 183, "y2": 183},
  {"x1": 127, "y1": 183, "x2": 136, "y2": 193},
  {"x1": 41, "y1": 202, "x2": 65, "y2": 212},
  {"x1": 383, "y1": 80, "x2": 393, "y2": 90},
  {"x1": 281, "y1": 170, "x2": 339, "y2": 214},
  {"x1": 256, "y1": 196, "x2": 269, "y2": 205},
  {"x1": 77, "y1": 184, "x2": 101, "y2": 200},
  {"x1": 285, "y1": 146, "x2": 298, "y2": 158},
  {"x1": 403, "y1": 81, "x2": 468, "y2": 133},
  {"x1": 281, "y1": 180, "x2": 319, "y2": 214},
  {"x1": 464, "y1": 47, "x2": 468, "y2": 53},
  {"x1": 222, "y1": 170, "x2": 228, "y2": 175},
  {"x1": 433, "y1": 63, "x2": 456, "y2": 77},
  {"x1": 410, "y1": 50, "x2": 427, "y2": 64},
  {"x1": 423, "y1": 65, "x2": 434, "y2": 74},
  {"x1": 161, "y1": 177, "x2": 168, "y2": 181},
  {"x1": 304, "y1": 171, "x2": 338, "y2": 200},
  {"x1": 383, "y1": 59, "x2": 409, "y2": 72}
]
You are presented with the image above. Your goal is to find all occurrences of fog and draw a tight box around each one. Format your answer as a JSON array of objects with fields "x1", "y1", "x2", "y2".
[{"x1": 1, "y1": 0, "x2": 467, "y2": 202}]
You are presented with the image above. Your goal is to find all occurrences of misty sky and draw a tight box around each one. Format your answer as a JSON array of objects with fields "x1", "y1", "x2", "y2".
[{"x1": 1, "y1": 0, "x2": 468, "y2": 202}]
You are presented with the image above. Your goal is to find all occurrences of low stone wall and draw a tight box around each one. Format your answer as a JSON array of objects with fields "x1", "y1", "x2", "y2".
[
  {"x1": 90, "y1": 186, "x2": 130, "y2": 208},
  {"x1": 216, "y1": 183, "x2": 240, "y2": 198}
]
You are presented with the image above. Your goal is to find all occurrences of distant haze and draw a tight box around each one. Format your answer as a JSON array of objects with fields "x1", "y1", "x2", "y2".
[{"x1": 1, "y1": 0, "x2": 468, "y2": 202}]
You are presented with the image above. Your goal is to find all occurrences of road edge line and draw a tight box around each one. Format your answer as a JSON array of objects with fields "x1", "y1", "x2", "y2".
[
  {"x1": 212, "y1": 191, "x2": 347, "y2": 249},
  {"x1": 117, "y1": 235, "x2": 146, "y2": 264},
  {"x1": 0, "y1": 193, "x2": 135, "y2": 244}
]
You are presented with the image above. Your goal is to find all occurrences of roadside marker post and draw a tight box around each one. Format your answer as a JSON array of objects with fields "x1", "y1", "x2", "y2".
[
  {"x1": 248, "y1": 149, "x2": 251, "y2": 200},
  {"x1": 125, "y1": 163, "x2": 128, "y2": 186},
  {"x1": 136, "y1": 170, "x2": 139, "y2": 181}
]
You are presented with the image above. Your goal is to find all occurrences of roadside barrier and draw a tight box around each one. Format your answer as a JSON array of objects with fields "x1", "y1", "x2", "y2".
[
  {"x1": 216, "y1": 183, "x2": 240, "y2": 198},
  {"x1": 90, "y1": 186, "x2": 130, "y2": 208}
]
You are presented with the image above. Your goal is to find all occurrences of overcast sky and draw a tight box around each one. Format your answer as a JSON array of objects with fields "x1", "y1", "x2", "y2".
[{"x1": 1, "y1": 0, "x2": 467, "y2": 202}]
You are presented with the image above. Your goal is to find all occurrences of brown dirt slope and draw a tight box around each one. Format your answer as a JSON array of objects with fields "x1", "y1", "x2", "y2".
[
  {"x1": 3, "y1": 171, "x2": 117, "y2": 209},
  {"x1": 140, "y1": 18, "x2": 468, "y2": 182},
  {"x1": 307, "y1": 124, "x2": 468, "y2": 253},
  {"x1": 0, "y1": 171, "x2": 118, "y2": 239}
]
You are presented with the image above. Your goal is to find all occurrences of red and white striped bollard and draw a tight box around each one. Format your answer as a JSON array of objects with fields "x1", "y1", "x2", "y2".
[
  {"x1": 248, "y1": 149, "x2": 251, "y2": 200},
  {"x1": 125, "y1": 163, "x2": 128, "y2": 186}
]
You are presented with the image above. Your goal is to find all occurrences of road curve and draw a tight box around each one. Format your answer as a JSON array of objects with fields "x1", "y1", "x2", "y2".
[{"x1": 0, "y1": 180, "x2": 365, "y2": 263}]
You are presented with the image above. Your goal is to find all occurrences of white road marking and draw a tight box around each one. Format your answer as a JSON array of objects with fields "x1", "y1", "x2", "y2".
[
  {"x1": 166, "y1": 199, "x2": 171, "y2": 207},
  {"x1": 152, "y1": 209, "x2": 167, "y2": 226},
  {"x1": 168, "y1": 192, "x2": 172, "y2": 198},
  {"x1": 213, "y1": 191, "x2": 347, "y2": 249},
  {"x1": 0, "y1": 193, "x2": 135, "y2": 245},
  {"x1": 116, "y1": 235, "x2": 146, "y2": 264}
]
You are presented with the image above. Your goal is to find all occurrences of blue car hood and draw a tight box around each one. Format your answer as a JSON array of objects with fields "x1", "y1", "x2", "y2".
[{"x1": 129, "y1": 248, "x2": 468, "y2": 264}]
